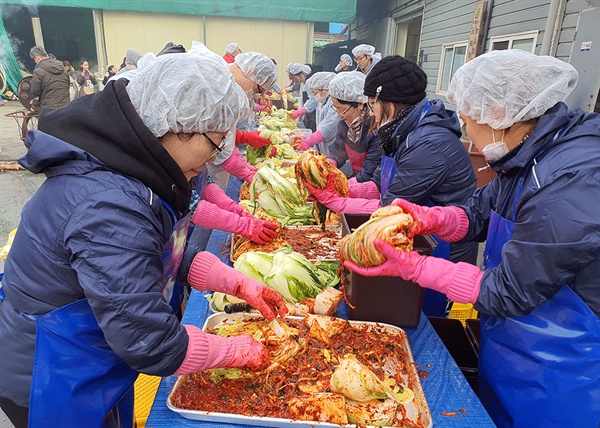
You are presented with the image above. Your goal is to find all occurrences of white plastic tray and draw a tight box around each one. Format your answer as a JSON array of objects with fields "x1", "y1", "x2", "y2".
[{"x1": 167, "y1": 313, "x2": 432, "y2": 428}]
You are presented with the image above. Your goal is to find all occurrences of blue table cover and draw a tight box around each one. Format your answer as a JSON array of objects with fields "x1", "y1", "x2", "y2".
[{"x1": 146, "y1": 177, "x2": 495, "y2": 427}]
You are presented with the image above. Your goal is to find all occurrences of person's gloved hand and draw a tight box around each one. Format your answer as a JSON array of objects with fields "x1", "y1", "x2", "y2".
[
  {"x1": 235, "y1": 130, "x2": 271, "y2": 149},
  {"x1": 254, "y1": 104, "x2": 267, "y2": 112},
  {"x1": 188, "y1": 252, "x2": 288, "y2": 320},
  {"x1": 237, "y1": 217, "x2": 279, "y2": 244},
  {"x1": 301, "y1": 174, "x2": 381, "y2": 214},
  {"x1": 391, "y1": 198, "x2": 469, "y2": 242},
  {"x1": 343, "y1": 239, "x2": 483, "y2": 304},
  {"x1": 290, "y1": 106, "x2": 307, "y2": 119},
  {"x1": 201, "y1": 182, "x2": 250, "y2": 217},
  {"x1": 221, "y1": 148, "x2": 258, "y2": 183},
  {"x1": 297, "y1": 131, "x2": 324, "y2": 151},
  {"x1": 174, "y1": 325, "x2": 269, "y2": 375}
]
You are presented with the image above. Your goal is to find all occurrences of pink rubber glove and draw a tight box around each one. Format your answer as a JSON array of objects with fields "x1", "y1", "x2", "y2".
[
  {"x1": 174, "y1": 325, "x2": 269, "y2": 375},
  {"x1": 327, "y1": 158, "x2": 337, "y2": 167},
  {"x1": 254, "y1": 104, "x2": 267, "y2": 112},
  {"x1": 221, "y1": 148, "x2": 258, "y2": 183},
  {"x1": 344, "y1": 239, "x2": 483, "y2": 304},
  {"x1": 202, "y1": 182, "x2": 251, "y2": 217},
  {"x1": 302, "y1": 174, "x2": 381, "y2": 214},
  {"x1": 235, "y1": 130, "x2": 271, "y2": 149},
  {"x1": 192, "y1": 201, "x2": 278, "y2": 244},
  {"x1": 348, "y1": 180, "x2": 380, "y2": 199},
  {"x1": 391, "y1": 198, "x2": 469, "y2": 242},
  {"x1": 347, "y1": 176, "x2": 358, "y2": 186},
  {"x1": 189, "y1": 252, "x2": 288, "y2": 320},
  {"x1": 297, "y1": 130, "x2": 324, "y2": 151},
  {"x1": 290, "y1": 106, "x2": 307, "y2": 119}
]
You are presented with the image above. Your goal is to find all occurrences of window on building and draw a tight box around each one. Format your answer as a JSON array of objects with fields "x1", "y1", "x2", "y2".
[
  {"x1": 489, "y1": 31, "x2": 538, "y2": 53},
  {"x1": 436, "y1": 42, "x2": 468, "y2": 94}
]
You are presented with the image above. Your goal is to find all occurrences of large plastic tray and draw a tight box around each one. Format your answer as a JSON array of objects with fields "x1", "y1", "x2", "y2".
[
  {"x1": 167, "y1": 312, "x2": 432, "y2": 428},
  {"x1": 230, "y1": 225, "x2": 341, "y2": 262}
]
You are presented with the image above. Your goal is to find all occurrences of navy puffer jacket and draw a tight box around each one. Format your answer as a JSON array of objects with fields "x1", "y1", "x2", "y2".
[
  {"x1": 0, "y1": 82, "x2": 190, "y2": 407},
  {"x1": 372, "y1": 98, "x2": 476, "y2": 207},
  {"x1": 462, "y1": 103, "x2": 600, "y2": 317}
]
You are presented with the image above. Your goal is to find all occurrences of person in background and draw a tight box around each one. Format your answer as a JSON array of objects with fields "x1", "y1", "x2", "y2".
[
  {"x1": 302, "y1": 55, "x2": 478, "y2": 270},
  {"x1": 76, "y1": 58, "x2": 97, "y2": 97},
  {"x1": 102, "y1": 64, "x2": 117, "y2": 86},
  {"x1": 116, "y1": 49, "x2": 142, "y2": 76},
  {"x1": 223, "y1": 42, "x2": 241, "y2": 64},
  {"x1": 334, "y1": 53, "x2": 354, "y2": 72},
  {"x1": 345, "y1": 49, "x2": 600, "y2": 428},
  {"x1": 288, "y1": 63, "x2": 317, "y2": 131},
  {"x1": 296, "y1": 72, "x2": 340, "y2": 158},
  {"x1": 327, "y1": 71, "x2": 381, "y2": 181},
  {"x1": 118, "y1": 56, "x2": 127, "y2": 70},
  {"x1": 206, "y1": 45, "x2": 279, "y2": 188},
  {"x1": 29, "y1": 46, "x2": 70, "y2": 110},
  {"x1": 352, "y1": 44, "x2": 381, "y2": 76},
  {"x1": 0, "y1": 45, "x2": 286, "y2": 428},
  {"x1": 62, "y1": 60, "x2": 79, "y2": 101}
]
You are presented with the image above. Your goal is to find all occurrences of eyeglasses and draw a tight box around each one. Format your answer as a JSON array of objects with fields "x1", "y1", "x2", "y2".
[
  {"x1": 367, "y1": 86, "x2": 383, "y2": 113},
  {"x1": 354, "y1": 55, "x2": 366, "y2": 62},
  {"x1": 334, "y1": 104, "x2": 353, "y2": 116},
  {"x1": 203, "y1": 133, "x2": 225, "y2": 161}
]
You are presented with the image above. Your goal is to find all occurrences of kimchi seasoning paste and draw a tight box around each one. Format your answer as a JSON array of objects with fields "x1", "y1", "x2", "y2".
[{"x1": 171, "y1": 318, "x2": 420, "y2": 426}]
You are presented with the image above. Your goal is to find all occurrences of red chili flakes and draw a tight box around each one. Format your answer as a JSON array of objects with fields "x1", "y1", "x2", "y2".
[
  {"x1": 459, "y1": 408, "x2": 467, "y2": 414},
  {"x1": 440, "y1": 411, "x2": 458, "y2": 417},
  {"x1": 417, "y1": 370, "x2": 429, "y2": 378}
]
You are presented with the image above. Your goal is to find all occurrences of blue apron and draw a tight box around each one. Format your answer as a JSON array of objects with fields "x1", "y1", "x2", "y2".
[
  {"x1": 379, "y1": 103, "x2": 448, "y2": 316},
  {"x1": 479, "y1": 131, "x2": 600, "y2": 427},
  {"x1": 24, "y1": 196, "x2": 191, "y2": 427}
]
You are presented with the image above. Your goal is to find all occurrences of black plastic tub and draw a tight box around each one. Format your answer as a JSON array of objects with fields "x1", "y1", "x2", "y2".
[{"x1": 341, "y1": 213, "x2": 437, "y2": 328}]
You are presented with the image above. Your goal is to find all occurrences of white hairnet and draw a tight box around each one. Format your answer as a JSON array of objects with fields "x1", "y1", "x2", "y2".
[
  {"x1": 235, "y1": 51, "x2": 278, "y2": 92},
  {"x1": 352, "y1": 44, "x2": 375, "y2": 57},
  {"x1": 288, "y1": 63, "x2": 312, "y2": 76},
  {"x1": 329, "y1": 71, "x2": 367, "y2": 103},
  {"x1": 447, "y1": 49, "x2": 579, "y2": 130},
  {"x1": 340, "y1": 54, "x2": 353, "y2": 66},
  {"x1": 126, "y1": 42, "x2": 248, "y2": 138},
  {"x1": 225, "y1": 43, "x2": 239, "y2": 54},
  {"x1": 307, "y1": 71, "x2": 336, "y2": 90}
]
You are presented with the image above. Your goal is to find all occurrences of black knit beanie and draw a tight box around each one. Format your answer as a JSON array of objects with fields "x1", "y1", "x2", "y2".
[{"x1": 364, "y1": 55, "x2": 427, "y2": 104}]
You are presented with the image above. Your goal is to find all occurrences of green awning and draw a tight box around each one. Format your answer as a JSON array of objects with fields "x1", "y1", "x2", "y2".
[
  {"x1": 0, "y1": 14, "x2": 23, "y2": 93},
  {"x1": 0, "y1": 1, "x2": 357, "y2": 23}
]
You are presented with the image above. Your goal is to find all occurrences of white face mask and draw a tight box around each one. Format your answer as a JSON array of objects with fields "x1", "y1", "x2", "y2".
[
  {"x1": 481, "y1": 129, "x2": 508, "y2": 162},
  {"x1": 314, "y1": 93, "x2": 326, "y2": 104}
]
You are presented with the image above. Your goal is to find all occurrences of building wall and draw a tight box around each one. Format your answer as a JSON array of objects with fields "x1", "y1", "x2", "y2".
[
  {"x1": 420, "y1": 0, "x2": 479, "y2": 103},
  {"x1": 101, "y1": 10, "x2": 312, "y2": 88},
  {"x1": 557, "y1": 0, "x2": 598, "y2": 60}
]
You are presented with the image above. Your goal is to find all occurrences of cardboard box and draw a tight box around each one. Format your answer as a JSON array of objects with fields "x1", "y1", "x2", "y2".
[{"x1": 341, "y1": 214, "x2": 437, "y2": 328}]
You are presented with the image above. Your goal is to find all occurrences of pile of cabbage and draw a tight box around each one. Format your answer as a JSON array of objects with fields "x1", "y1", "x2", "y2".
[{"x1": 233, "y1": 247, "x2": 339, "y2": 303}]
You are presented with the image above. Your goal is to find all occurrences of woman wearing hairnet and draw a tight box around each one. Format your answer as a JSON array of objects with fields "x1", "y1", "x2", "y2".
[
  {"x1": 334, "y1": 53, "x2": 354, "y2": 72},
  {"x1": 352, "y1": 44, "x2": 381, "y2": 76},
  {"x1": 346, "y1": 50, "x2": 600, "y2": 427},
  {"x1": 288, "y1": 63, "x2": 318, "y2": 130},
  {"x1": 0, "y1": 47, "x2": 286, "y2": 428},
  {"x1": 327, "y1": 71, "x2": 381, "y2": 182},
  {"x1": 302, "y1": 55, "x2": 478, "y2": 275},
  {"x1": 296, "y1": 72, "x2": 340, "y2": 156}
]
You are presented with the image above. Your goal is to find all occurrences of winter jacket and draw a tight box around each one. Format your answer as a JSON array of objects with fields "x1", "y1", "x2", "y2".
[
  {"x1": 372, "y1": 98, "x2": 476, "y2": 207},
  {"x1": 29, "y1": 58, "x2": 70, "y2": 109},
  {"x1": 330, "y1": 115, "x2": 381, "y2": 182},
  {"x1": 461, "y1": 103, "x2": 600, "y2": 317},
  {"x1": 0, "y1": 80, "x2": 191, "y2": 407},
  {"x1": 372, "y1": 98, "x2": 478, "y2": 264}
]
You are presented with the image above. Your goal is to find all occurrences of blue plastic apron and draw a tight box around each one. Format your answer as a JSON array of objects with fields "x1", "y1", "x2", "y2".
[
  {"x1": 379, "y1": 103, "x2": 447, "y2": 316},
  {"x1": 479, "y1": 131, "x2": 600, "y2": 427},
  {"x1": 25, "y1": 197, "x2": 191, "y2": 427}
]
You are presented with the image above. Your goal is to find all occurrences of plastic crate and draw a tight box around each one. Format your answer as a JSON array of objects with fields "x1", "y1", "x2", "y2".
[
  {"x1": 449, "y1": 303, "x2": 478, "y2": 326},
  {"x1": 134, "y1": 374, "x2": 161, "y2": 428}
]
